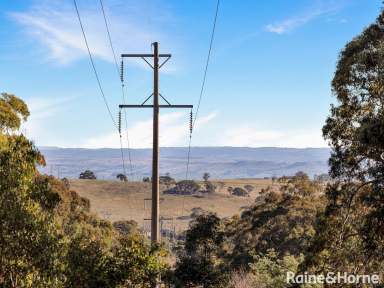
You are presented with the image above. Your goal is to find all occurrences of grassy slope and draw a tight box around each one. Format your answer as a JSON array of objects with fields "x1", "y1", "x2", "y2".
[{"x1": 70, "y1": 179, "x2": 273, "y2": 232}]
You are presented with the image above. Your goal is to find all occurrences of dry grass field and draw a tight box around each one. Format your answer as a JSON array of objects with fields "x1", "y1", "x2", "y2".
[{"x1": 70, "y1": 178, "x2": 274, "y2": 232}]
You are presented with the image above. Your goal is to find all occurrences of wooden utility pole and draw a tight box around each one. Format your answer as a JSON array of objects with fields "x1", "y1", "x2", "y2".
[
  {"x1": 152, "y1": 42, "x2": 160, "y2": 242},
  {"x1": 119, "y1": 42, "x2": 193, "y2": 244}
]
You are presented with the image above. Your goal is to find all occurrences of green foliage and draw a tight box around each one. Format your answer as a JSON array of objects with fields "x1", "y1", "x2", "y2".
[
  {"x1": 172, "y1": 174, "x2": 325, "y2": 287},
  {"x1": 250, "y1": 249, "x2": 303, "y2": 288},
  {"x1": 174, "y1": 213, "x2": 226, "y2": 288},
  {"x1": 280, "y1": 172, "x2": 322, "y2": 197},
  {"x1": 0, "y1": 93, "x2": 29, "y2": 133},
  {"x1": 227, "y1": 187, "x2": 323, "y2": 269},
  {"x1": 300, "y1": 8, "x2": 384, "y2": 280},
  {"x1": 0, "y1": 136, "x2": 63, "y2": 287},
  {"x1": 106, "y1": 236, "x2": 167, "y2": 288},
  {"x1": 0, "y1": 93, "x2": 166, "y2": 287},
  {"x1": 79, "y1": 169, "x2": 97, "y2": 179}
]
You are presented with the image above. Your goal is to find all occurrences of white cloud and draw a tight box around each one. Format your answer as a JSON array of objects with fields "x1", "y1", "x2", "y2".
[
  {"x1": 220, "y1": 126, "x2": 327, "y2": 148},
  {"x1": 79, "y1": 112, "x2": 327, "y2": 149},
  {"x1": 265, "y1": 1, "x2": 342, "y2": 34},
  {"x1": 11, "y1": 0, "x2": 176, "y2": 66},
  {"x1": 21, "y1": 96, "x2": 73, "y2": 140},
  {"x1": 81, "y1": 111, "x2": 217, "y2": 148}
]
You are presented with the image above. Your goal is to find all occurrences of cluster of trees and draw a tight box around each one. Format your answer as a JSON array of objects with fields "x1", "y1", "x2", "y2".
[
  {"x1": 142, "y1": 173, "x2": 176, "y2": 189},
  {"x1": 79, "y1": 169, "x2": 96, "y2": 179},
  {"x1": 0, "y1": 93, "x2": 166, "y2": 287},
  {"x1": 172, "y1": 172, "x2": 324, "y2": 287},
  {"x1": 299, "y1": 7, "x2": 384, "y2": 282},
  {"x1": 171, "y1": 8, "x2": 384, "y2": 287},
  {"x1": 164, "y1": 173, "x2": 217, "y2": 195}
]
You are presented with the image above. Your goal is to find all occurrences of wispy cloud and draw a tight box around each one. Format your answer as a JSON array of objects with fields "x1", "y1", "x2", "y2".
[
  {"x1": 81, "y1": 111, "x2": 217, "y2": 148},
  {"x1": 265, "y1": 1, "x2": 343, "y2": 34},
  {"x1": 79, "y1": 113, "x2": 327, "y2": 149},
  {"x1": 219, "y1": 126, "x2": 327, "y2": 148},
  {"x1": 22, "y1": 96, "x2": 73, "y2": 140},
  {"x1": 10, "y1": 0, "x2": 176, "y2": 66}
]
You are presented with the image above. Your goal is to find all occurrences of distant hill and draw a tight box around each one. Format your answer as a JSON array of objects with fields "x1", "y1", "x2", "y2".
[{"x1": 38, "y1": 146, "x2": 331, "y2": 180}]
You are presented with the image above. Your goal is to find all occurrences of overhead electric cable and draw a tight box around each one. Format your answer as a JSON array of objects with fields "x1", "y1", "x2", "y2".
[
  {"x1": 182, "y1": 0, "x2": 221, "y2": 215},
  {"x1": 99, "y1": 0, "x2": 135, "y2": 180},
  {"x1": 185, "y1": 0, "x2": 220, "y2": 179},
  {"x1": 73, "y1": 0, "x2": 117, "y2": 129},
  {"x1": 74, "y1": 0, "x2": 127, "y2": 177}
]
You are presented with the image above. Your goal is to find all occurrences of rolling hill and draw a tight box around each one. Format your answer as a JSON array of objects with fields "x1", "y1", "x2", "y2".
[{"x1": 38, "y1": 146, "x2": 330, "y2": 180}]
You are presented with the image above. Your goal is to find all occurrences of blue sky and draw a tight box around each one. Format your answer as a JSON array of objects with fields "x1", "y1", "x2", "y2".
[{"x1": 0, "y1": 0, "x2": 381, "y2": 148}]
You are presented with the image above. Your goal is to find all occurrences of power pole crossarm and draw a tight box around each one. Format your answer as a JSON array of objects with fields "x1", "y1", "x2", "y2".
[
  {"x1": 121, "y1": 53, "x2": 171, "y2": 58},
  {"x1": 119, "y1": 104, "x2": 193, "y2": 109},
  {"x1": 120, "y1": 42, "x2": 193, "y2": 245}
]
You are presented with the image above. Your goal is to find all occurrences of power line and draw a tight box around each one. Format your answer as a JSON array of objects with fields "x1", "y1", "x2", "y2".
[
  {"x1": 185, "y1": 0, "x2": 220, "y2": 180},
  {"x1": 99, "y1": 0, "x2": 119, "y2": 76},
  {"x1": 181, "y1": 0, "x2": 220, "y2": 216},
  {"x1": 74, "y1": 0, "x2": 127, "y2": 178},
  {"x1": 99, "y1": 0, "x2": 135, "y2": 180},
  {"x1": 73, "y1": 0, "x2": 117, "y2": 129}
]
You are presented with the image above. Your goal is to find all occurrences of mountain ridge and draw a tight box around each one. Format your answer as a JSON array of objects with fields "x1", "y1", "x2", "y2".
[{"x1": 38, "y1": 146, "x2": 331, "y2": 180}]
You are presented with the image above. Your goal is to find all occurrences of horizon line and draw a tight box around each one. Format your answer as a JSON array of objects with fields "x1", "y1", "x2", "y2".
[{"x1": 38, "y1": 145, "x2": 330, "y2": 150}]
